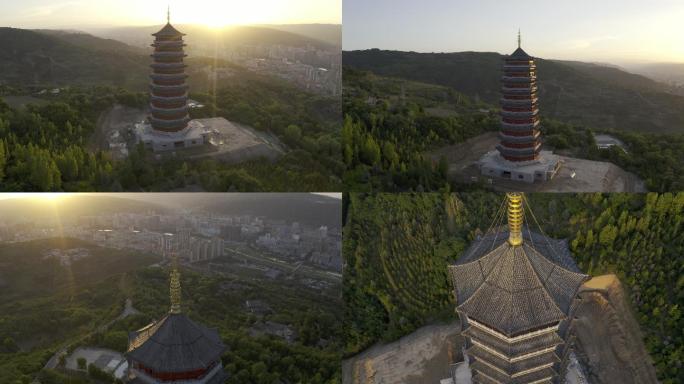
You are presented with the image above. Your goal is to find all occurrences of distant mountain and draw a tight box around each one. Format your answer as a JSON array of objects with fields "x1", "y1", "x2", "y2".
[
  {"x1": 0, "y1": 26, "x2": 335, "y2": 90},
  {"x1": 262, "y1": 24, "x2": 341, "y2": 47},
  {"x1": 0, "y1": 27, "x2": 148, "y2": 88},
  {"x1": 628, "y1": 62, "x2": 684, "y2": 86},
  {"x1": 85, "y1": 24, "x2": 336, "y2": 55},
  {"x1": 343, "y1": 49, "x2": 684, "y2": 133},
  {"x1": 33, "y1": 29, "x2": 147, "y2": 55},
  {"x1": 120, "y1": 193, "x2": 342, "y2": 229},
  {"x1": 0, "y1": 195, "x2": 168, "y2": 223}
]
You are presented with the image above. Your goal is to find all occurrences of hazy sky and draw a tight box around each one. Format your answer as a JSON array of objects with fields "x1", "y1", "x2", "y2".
[
  {"x1": 0, "y1": 0, "x2": 341, "y2": 29},
  {"x1": 0, "y1": 193, "x2": 342, "y2": 200},
  {"x1": 344, "y1": 0, "x2": 684, "y2": 65}
]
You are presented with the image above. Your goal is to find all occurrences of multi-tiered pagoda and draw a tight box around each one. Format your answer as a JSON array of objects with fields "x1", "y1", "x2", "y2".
[
  {"x1": 126, "y1": 255, "x2": 227, "y2": 383},
  {"x1": 479, "y1": 33, "x2": 561, "y2": 183},
  {"x1": 449, "y1": 193, "x2": 588, "y2": 383},
  {"x1": 149, "y1": 9, "x2": 190, "y2": 133},
  {"x1": 136, "y1": 8, "x2": 211, "y2": 152},
  {"x1": 497, "y1": 33, "x2": 541, "y2": 162}
]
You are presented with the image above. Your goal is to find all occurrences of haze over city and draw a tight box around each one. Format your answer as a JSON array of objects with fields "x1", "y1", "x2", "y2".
[
  {"x1": 0, "y1": 0, "x2": 342, "y2": 28},
  {"x1": 343, "y1": 0, "x2": 684, "y2": 65}
]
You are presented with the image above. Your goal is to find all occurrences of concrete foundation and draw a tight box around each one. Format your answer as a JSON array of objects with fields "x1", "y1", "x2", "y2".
[
  {"x1": 135, "y1": 120, "x2": 210, "y2": 152},
  {"x1": 478, "y1": 150, "x2": 561, "y2": 183}
]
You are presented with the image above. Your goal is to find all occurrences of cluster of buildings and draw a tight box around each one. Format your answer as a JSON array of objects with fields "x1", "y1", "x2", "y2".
[
  {"x1": 237, "y1": 44, "x2": 341, "y2": 96},
  {"x1": 204, "y1": 43, "x2": 341, "y2": 96},
  {"x1": 255, "y1": 222, "x2": 341, "y2": 271},
  {"x1": 0, "y1": 209, "x2": 341, "y2": 271},
  {"x1": 161, "y1": 230, "x2": 225, "y2": 263}
]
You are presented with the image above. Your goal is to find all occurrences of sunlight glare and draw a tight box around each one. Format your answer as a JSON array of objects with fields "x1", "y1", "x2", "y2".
[{"x1": 0, "y1": 193, "x2": 69, "y2": 202}]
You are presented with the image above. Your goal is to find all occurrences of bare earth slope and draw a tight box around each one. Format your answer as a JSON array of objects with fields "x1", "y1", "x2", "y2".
[
  {"x1": 342, "y1": 322, "x2": 462, "y2": 384},
  {"x1": 575, "y1": 275, "x2": 659, "y2": 384}
]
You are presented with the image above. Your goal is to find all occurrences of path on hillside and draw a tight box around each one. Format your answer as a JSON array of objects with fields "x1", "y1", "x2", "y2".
[{"x1": 41, "y1": 298, "x2": 140, "y2": 372}]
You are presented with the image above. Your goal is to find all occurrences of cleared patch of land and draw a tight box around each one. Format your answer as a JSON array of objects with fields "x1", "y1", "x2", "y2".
[
  {"x1": 428, "y1": 132, "x2": 646, "y2": 192},
  {"x1": 187, "y1": 117, "x2": 285, "y2": 163},
  {"x1": 342, "y1": 322, "x2": 462, "y2": 384},
  {"x1": 93, "y1": 104, "x2": 147, "y2": 159}
]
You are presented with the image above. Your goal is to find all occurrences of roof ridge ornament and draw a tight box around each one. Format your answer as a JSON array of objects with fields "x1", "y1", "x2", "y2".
[
  {"x1": 170, "y1": 251, "x2": 182, "y2": 314},
  {"x1": 507, "y1": 193, "x2": 523, "y2": 246}
]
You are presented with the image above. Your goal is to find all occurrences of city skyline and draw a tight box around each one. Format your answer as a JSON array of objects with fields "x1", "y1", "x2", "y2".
[
  {"x1": 0, "y1": 0, "x2": 342, "y2": 29},
  {"x1": 343, "y1": 0, "x2": 684, "y2": 65}
]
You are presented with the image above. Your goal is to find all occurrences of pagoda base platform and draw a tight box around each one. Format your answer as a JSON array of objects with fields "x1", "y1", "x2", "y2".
[
  {"x1": 135, "y1": 120, "x2": 210, "y2": 152},
  {"x1": 134, "y1": 117, "x2": 284, "y2": 162},
  {"x1": 478, "y1": 150, "x2": 561, "y2": 183}
]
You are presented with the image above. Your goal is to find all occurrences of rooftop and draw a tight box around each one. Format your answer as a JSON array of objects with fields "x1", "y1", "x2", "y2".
[
  {"x1": 127, "y1": 313, "x2": 226, "y2": 372},
  {"x1": 450, "y1": 194, "x2": 588, "y2": 336},
  {"x1": 153, "y1": 22, "x2": 186, "y2": 37}
]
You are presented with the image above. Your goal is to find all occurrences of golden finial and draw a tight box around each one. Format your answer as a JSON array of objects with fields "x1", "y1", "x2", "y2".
[
  {"x1": 517, "y1": 29, "x2": 521, "y2": 48},
  {"x1": 169, "y1": 252, "x2": 181, "y2": 314},
  {"x1": 167, "y1": 5, "x2": 171, "y2": 24},
  {"x1": 507, "y1": 193, "x2": 523, "y2": 246}
]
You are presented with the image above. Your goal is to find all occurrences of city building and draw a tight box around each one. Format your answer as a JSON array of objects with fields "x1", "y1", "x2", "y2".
[
  {"x1": 177, "y1": 227, "x2": 192, "y2": 250},
  {"x1": 448, "y1": 193, "x2": 589, "y2": 383},
  {"x1": 479, "y1": 33, "x2": 562, "y2": 183},
  {"x1": 160, "y1": 233, "x2": 174, "y2": 261},
  {"x1": 126, "y1": 255, "x2": 227, "y2": 383}
]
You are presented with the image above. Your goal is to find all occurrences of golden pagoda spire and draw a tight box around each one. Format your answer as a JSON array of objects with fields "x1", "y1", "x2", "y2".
[
  {"x1": 507, "y1": 193, "x2": 523, "y2": 246},
  {"x1": 169, "y1": 252, "x2": 181, "y2": 314},
  {"x1": 517, "y1": 29, "x2": 521, "y2": 48}
]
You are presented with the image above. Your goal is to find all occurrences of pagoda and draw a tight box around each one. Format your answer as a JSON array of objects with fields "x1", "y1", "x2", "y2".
[
  {"x1": 126, "y1": 255, "x2": 228, "y2": 383},
  {"x1": 135, "y1": 7, "x2": 211, "y2": 152},
  {"x1": 479, "y1": 32, "x2": 561, "y2": 183},
  {"x1": 449, "y1": 193, "x2": 588, "y2": 383},
  {"x1": 497, "y1": 32, "x2": 541, "y2": 162},
  {"x1": 149, "y1": 7, "x2": 190, "y2": 133}
]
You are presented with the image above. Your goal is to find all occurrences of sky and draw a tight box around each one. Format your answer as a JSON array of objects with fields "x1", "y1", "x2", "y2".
[
  {"x1": 344, "y1": 0, "x2": 684, "y2": 65},
  {"x1": 0, "y1": 193, "x2": 342, "y2": 200},
  {"x1": 0, "y1": 0, "x2": 341, "y2": 29}
]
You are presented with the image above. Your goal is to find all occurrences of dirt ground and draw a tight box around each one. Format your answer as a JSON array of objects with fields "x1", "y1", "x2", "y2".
[
  {"x1": 93, "y1": 104, "x2": 147, "y2": 159},
  {"x1": 574, "y1": 275, "x2": 660, "y2": 384},
  {"x1": 428, "y1": 132, "x2": 646, "y2": 192},
  {"x1": 342, "y1": 322, "x2": 463, "y2": 384}
]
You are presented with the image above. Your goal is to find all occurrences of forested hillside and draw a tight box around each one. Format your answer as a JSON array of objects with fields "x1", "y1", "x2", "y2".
[
  {"x1": 344, "y1": 49, "x2": 684, "y2": 134},
  {"x1": 343, "y1": 68, "x2": 684, "y2": 191},
  {"x1": 343, "y1": 68, "x2": 498, "y2": 191},
  {"x1": 0, "y1": 78, "x2": 341, "y2": 191},
  {"x1": 0, "y1": 28, "x2": 148, "y2": 89},
  {"x1": 0, "y1": 239, "x2": 342, "y2": 384},
  {"x1": 343, "y1": 192, "x2": 684, "y2": 383}
]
